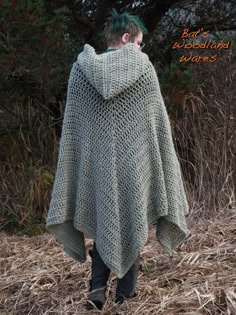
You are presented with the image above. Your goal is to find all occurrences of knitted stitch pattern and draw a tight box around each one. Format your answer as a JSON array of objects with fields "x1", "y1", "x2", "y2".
[{"x1": 46, "y1": 43, "x2": 190, "y2": 279}]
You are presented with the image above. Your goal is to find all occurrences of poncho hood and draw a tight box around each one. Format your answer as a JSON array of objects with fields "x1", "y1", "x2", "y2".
[{"x1": 77, "y1": 43, "x2": 150, "y2": 100}]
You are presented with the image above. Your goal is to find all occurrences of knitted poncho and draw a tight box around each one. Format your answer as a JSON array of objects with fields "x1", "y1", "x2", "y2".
[{"x1": 46, "y1": 43, "x2": 190, "y2": 278}]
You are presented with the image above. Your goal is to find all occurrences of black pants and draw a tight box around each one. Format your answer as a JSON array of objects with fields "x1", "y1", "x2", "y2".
[{"x1": 89, "y1": 242, "x2": 140, "y2": 298}]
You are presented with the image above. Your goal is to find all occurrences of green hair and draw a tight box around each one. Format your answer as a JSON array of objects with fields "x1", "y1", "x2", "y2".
[{"x1": 104, "y1": 8, "x2": 148, "y2": 46}]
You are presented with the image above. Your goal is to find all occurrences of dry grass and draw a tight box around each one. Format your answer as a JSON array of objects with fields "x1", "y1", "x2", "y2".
[
  {"x1": 171, "y1": 45, "x2": 236, "y2": 217},
  {"x1": 1, "y1": 210, "x2": 236, "y2": 315}
]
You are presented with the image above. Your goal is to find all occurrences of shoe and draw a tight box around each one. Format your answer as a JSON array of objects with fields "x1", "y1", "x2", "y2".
[
  {"x1": 86, "y1": 286, "x2": 106, "y2": 310},
  {"x1": 115, "y1": 292, "x2": 138, "y2": 305}
]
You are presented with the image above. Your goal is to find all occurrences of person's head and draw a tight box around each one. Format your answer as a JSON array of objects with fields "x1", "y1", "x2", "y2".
[{"x1": 104, "y1": 9, "x2": 148, "y2": 50}]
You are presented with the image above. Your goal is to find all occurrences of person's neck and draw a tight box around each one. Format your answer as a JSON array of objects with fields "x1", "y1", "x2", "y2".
[{"x1": 107, "y1": 43, "x2": 123, "y2": 50}]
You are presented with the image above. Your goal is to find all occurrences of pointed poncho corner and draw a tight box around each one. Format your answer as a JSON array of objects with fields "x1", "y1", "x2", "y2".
[{"x1": 46, "y1": 43, "x2": 190, "y2": 279}]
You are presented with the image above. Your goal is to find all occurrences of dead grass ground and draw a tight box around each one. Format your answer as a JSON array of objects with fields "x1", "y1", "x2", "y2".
[{"x1": 1, "y1": 211, "x2": 236, "y2": 315}]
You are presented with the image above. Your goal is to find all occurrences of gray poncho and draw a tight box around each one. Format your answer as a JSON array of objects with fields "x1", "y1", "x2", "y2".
[{"x1": 46, "y1": 43, "x2": 190, "y2": 278}]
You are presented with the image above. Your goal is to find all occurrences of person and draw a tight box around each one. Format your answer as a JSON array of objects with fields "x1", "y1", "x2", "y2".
[{"x1": 46, "y1": 8, "x2": 190, "y2": 311}]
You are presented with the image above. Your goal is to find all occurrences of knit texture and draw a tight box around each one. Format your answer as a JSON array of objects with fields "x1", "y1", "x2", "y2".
[{"x1": 46, "y1": 43, "x2": 190, "y2": 278}]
